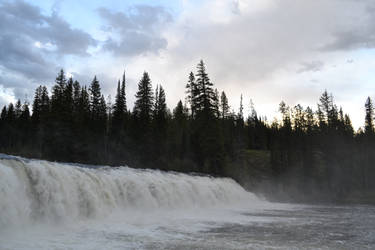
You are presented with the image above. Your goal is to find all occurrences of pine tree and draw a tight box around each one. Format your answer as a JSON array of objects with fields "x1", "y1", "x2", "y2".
[
  {"x1": 64, "y1": 77, "x2": 74, "y2": 118},
  {"x1": 15, "y1": 100, "x2": 22, "y2": 118},
  {"x1": 365, "y1": 96, "x2": 374, "y2": 134},
  {"x1": 279, "y1": 101, "x2": 292, "y2": 134},
  {"x1": 73, "y1": 80, "x2": 81, "y2": 106},
  {"x1": 112, "y1": 71, "x2": 127, "y2": 131},
  {"x1": 213, "y1": 89, "x2": 220, "y2": 118},
  {"x1": 152, "y1": 84, "x2": 168, "y2": 161},
  {"x1": 293, "y1": 104, "x2": 306, "y2": 131},
  {"x1": 134, "y1": 72, "x2": 154, "y2": 127},
  {"x1": 89, "y1": 76, "x2": 107, "y2": 133},
  {"x1": 7, "y1": 103, "x2": 15, "y2": 123},
  {"x1": 344, "y1": 114, "x2": 354, "y2": 136},
  {"x1": 194, "y1": 60, "x2": 215, "y2": 116},
  {"x1": 0, "y1": 106, "x2": 6, "y2": 121},
  {"x1": 220, "y1": 91, "x2": 230, "y2": 119},
  {"x1": 121, "y1": 71, "x2": 127, "y2": 111},
  {"x1": 51, "y1": 69, "x2": 67, "y2": 114},
  {"x1": 238, "y1": 94, "x2": 244, "y2": 123},
  {"x1": 248, "y1": 99, "x2": 257, "y2": 124},
  {"x1": 32, "y1": 86, "x2": 42, "y2": 124},
  {"x1": 72, "y1": 80, "x2": 82, "y2": 126},
  {"x1": 190, "y1": 60, "x2": 224, "y2": 174},
  {"x1": 318, "y1": 90, "x2": 338, "y2": 128},
  {"x1": 305, "y1": 106, "x2": 315, "y2": 133},
  {"x1": 186, "y1": 72, "x2": 197, "y2": 117}
]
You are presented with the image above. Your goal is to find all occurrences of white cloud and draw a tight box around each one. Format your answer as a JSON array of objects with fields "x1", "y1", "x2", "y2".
[
  {"x1": 2, "y1": 0, "x2": 375, "y2": 129},
  {"x1": 112, "y1": 0, "x2": 375, "y2": 128}
]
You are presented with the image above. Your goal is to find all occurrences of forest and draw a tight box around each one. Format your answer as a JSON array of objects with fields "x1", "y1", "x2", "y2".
[{"x1": 1, "y1": 60, "x2": 375, "y2": 202}]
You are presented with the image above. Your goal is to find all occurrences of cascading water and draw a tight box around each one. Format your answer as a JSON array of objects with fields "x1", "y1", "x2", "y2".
[
  {"x1": 1, "y1": 155, "x2": 373, "y2": 249},
  {"x1": 0, "y1": 155, "x2": 262, "y2": 230}
]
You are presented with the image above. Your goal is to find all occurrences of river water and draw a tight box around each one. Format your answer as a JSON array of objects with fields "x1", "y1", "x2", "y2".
[{"x1": 0, "y1": 155, "x2": 374, "y2": 249}]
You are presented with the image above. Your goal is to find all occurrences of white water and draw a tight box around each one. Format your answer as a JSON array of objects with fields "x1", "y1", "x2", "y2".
[
  {"x1": 0, "y1": 156, "x2": 266, "y2": 228},
  {"x1": 0, "y1": 155, "x2": 280, "y2": 249},
  {"x1": 1, "y1": 156, "x2": 374, "y2": 249}
]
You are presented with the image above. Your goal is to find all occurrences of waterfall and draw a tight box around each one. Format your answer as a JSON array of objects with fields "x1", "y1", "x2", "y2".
[{"x1": 0, "y1": 155, "x2": 261, "y2": 228}]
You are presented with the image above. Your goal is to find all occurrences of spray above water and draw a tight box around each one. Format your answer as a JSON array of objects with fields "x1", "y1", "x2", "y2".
[{"x1": 0, "y1": 155, "x2": 264, "y2": 229}]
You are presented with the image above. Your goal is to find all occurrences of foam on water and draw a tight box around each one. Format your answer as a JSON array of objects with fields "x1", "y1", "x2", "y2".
[
  {"x1": 5, "y1": 155, "x2": 371, "y2": 249},
  {"x1": 0, "y1": 155, "x2": 268, "y2": 230}
]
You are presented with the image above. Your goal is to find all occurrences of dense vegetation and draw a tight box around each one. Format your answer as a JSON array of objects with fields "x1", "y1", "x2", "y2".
[{"x1": 1, "y1": 60, "x2": 375, "y2": 202}]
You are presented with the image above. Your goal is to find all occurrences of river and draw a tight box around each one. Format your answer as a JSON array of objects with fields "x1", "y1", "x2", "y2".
[{"x1": 0, "y1": 155, "x2": 374, "y2": 249}]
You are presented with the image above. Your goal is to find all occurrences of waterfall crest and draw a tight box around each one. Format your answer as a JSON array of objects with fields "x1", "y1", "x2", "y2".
[{"x1": 0, "y1": 155, "x2": 260, "y2": 228}]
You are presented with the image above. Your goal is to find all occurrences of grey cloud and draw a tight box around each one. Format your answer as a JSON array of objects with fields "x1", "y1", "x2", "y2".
[
  {"x1": 161, "y1": 0, "x2": 375, "y2": 97},
  {"x1": 98, "y1": 5, "x2": 172, "y2": 56},
  {"x1": 297, "y1": 61, "x2": 325, "y2": 74},
  {"x1": 0, "y1": 0, "x2": 97, "y2": 99},
  {"x1": 41, "y1": 12, "x2": 97, "y2": 55},
  {"x1": 321, "y1": 30, "x2": 375, "y2": 51},
  {"x1": 320, "y1": 1, "x2": 375, "y2": 51}
]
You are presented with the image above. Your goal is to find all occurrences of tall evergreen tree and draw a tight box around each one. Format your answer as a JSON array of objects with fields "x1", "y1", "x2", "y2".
[
  {"x1": 51, "y1": 69, "x2": 67, "y2": 114},
  {"x1": 220, "y1": 91, "x2": 230, "y2": 119},
  {"x1": 134, "y1": 72, "x2": 154, "y2": 127},
  {"x1": 365, "y1": 96, "x2": 374, "y2": 134},
  {"x1": 238, "y1": 94, "x2": 244, "y2": 124},
  {"x1": 89, "y1": 76, "x2": 107, "y2": 133},
  {"x1": 112, "y1": 72, "x2": 127, "y2": 131},
  {"x1": 191, "y1": 60, "x2": 224, "y2": 173},
  {"x1": 186, "y1": 72, "x2": 197, "y2": 117},
  {"x1": 194, "y1": 60, "x2": 215, "y2": 116},
  {"x1": 213, "y1": 89, "x2": 220, "y2": 118}
]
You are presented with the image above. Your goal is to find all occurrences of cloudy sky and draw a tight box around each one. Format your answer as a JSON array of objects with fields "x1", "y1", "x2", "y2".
[{"x1": 1, "y1": 0, "x2": 375, "y2": 129}]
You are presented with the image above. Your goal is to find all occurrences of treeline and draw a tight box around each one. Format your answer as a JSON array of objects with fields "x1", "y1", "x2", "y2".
[{"x1": 1, "y1": 60, "x2": 375, "y2": 199}]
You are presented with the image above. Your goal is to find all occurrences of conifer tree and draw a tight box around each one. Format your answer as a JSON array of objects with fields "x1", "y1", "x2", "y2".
[
  {"x1": 152, "y1": 84, "x2": 168, "y2": 158},
  {"x1": 89, "y1": 76, "x2": 107, "y2": 133},
  {"x1": 191, "y1": 60, "x2": 224, "y2": 173},
  {"x1": 220, "y1": 91, "x2": 230, "y2": 119},
  {"x1": 134, "y1": 72, "x2": 154, "y2": 127},
  {"x1": 0, "y1": 106, "x2": 6, "y2": 121},
  {"x1": 365, "y1": 96, "x2": 374, "y2": 134},
  {"x1": 64, "y1": 77, "x2": 74, "y2": 118},
  {"x1": 213, "y1": 89, "x2": 220, "y2": 118},
  {"x1": 305, "y1": 106, "x2": 315, "y2": 133},
  {"x1": 186, "y1": 72, "x2": 197, "y2": 117},
  {"x1": 194, "y1": 60, "x2": 215, "y2": 116},
  {"x1": 113, "y1": 71, "x2": 127, "y2": 130},
  {"x1": 121, "y1": 71, "x2": 127, "y2": 112},
  {"x1": 15, "y1": 100, "x2": 22, "y2": 118},
  {"x1": 248, "y1": 99, "x2": 258, "y2": 123},
  {"x1": 51, "y1": 69, "x2": 67, "y2": 114},
  {"x1": 7, "y1": 103, "x2": 15, "y2": 123},
  {"x1": 238, "y1": 94, "x2": 244, "y2": 123},
  {"x1": 73, "y1": 80, "x2": 81, "y2": 106}
]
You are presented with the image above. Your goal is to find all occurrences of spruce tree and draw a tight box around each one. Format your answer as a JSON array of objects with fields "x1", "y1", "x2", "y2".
[
  {"x1": 238, "y1": 94, "x2": 244, "y2": 124},
  {"x1": 365, "y1": 96, "x2": 374, "y2": 134},
  {"x1": 51, "y1": 69, "x2": 67, "y2": 114},
  {"x1": 152, "y1": 84, "x2": 168, "y2": 161},
  {"x1": 194, "y1": 60, "x2": 215, "y2": 116},
  {"x1": 134, "y1": 72, "x2": 154, "y2": 127},
  {"x1": 0, "y1": 106, "x2": 6, "y2": 121},
  {"x1": 186, "y1": 72, "x2": 197, "y2": 117},
  {"x1": 191, "y1": 60, "x2": 224, "y2": 174},
  {"x1": 213, "y1": 89, "x2": 220, "y2": 118},
  {"x1": 220, "y1": 91, "x2": 230, "y2": 119},
  {"x1": 89, "y1": 76, "x2": 107, "y2": 134},
  {"x1": 112, "y1": 71, "x2": 127, "y2": 131}
]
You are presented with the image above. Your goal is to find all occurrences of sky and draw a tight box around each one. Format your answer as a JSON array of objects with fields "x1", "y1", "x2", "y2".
[{"x1": 1, "y1": 0, "x2": 375, "y2": 129}]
